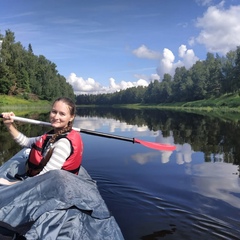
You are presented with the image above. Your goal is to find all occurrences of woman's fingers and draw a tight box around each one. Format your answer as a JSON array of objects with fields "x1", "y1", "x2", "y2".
[{"x1": 1, "y1": 112, "x2": 15, "y2": 123}]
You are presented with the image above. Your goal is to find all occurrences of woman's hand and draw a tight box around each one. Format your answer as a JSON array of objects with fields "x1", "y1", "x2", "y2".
[
  {"x1": 1, "y1": 111, "x2": 20, "y2": 141},
  {"x1": 1, "y1": 112, "x2": 15, "y2": 127},
  {"x1": 0, "y1": 178, "x2": 16, "y2": 185}
]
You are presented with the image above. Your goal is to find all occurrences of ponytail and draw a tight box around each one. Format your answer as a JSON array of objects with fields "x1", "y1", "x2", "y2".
[{"x1": 49, "y1": 121, "x2": 73, "y2": 144}]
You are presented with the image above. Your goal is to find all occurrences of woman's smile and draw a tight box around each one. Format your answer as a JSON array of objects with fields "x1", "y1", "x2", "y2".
[{"x1": 50, "y1": 101, "x2": 74, "y2": 131}]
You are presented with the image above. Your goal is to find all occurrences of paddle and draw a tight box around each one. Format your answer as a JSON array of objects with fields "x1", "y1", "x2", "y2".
[{"x1": 0, "y1": 114, "x2": 176, "y2": 151}]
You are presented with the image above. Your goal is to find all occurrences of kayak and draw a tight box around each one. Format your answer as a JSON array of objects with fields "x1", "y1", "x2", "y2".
[{"x1": 0, "y1": 148, "x2": 124, "y2": 240}]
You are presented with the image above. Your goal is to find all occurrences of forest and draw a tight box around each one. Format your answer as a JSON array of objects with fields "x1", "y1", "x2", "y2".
[
  {"x1": 1, "y1": 29, "x2": 240, "y2": 106},
  {"x1": 76, "y1": 46, "x2": 240, "y2": 105},
  {"x1": 0, "y1": 30, "x2": 75, "y2": 101}
]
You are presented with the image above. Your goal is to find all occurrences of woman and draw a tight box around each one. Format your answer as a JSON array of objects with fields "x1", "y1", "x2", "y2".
[{"x1": 0, "y1": 97, "x2": 83, "y2": 185}]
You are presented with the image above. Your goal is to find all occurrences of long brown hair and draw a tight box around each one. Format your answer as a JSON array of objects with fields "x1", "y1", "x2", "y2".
[{"x1": 49, "y1": 97, "x2": 76, "y2": 144}]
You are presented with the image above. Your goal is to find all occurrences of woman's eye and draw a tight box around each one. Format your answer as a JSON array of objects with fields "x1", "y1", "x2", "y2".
[{"x1": 51, "y1": 110, "x2": 66, "y2": 116}]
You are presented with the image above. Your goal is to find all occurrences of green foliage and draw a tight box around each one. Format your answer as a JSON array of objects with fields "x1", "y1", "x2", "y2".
[
  {"x1": 0, "y1": 29, "x2": 75, "y2": 101},
  {"x1": 76, "y1": 86, "x2": 146, "y2": 105},
  {"x1": 76, "y1": 46, "x2": 240, "y2": 107},
  {"x1": 2, "y1": 28, "x2": 238, "y2": 107}
]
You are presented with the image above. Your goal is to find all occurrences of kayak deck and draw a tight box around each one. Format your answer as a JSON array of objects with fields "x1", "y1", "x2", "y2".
[{"x1": 0, "y1": 148, "x2": 124, "y2": 239}]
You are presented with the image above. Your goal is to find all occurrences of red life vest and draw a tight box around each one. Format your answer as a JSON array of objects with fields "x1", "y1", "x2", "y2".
[{"x1": 27, "y1": 130, "x2": 83, "y2": 176}]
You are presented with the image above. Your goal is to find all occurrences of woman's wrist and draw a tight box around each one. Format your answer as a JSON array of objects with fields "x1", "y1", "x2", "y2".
[{"x1": 5, "y1": 122, "x2": 14, "y2": 129}]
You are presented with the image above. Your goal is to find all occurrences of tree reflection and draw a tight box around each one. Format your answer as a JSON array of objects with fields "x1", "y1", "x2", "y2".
[
  {"x1": 0, "y1": 112, "x2": 50, "y2": 165},
  {"x1": 77, "y1": 107, "x2": 240, "y2": 166},
  {"x1": 1, "y1": 108, "x2": 240, "y2": 167}
]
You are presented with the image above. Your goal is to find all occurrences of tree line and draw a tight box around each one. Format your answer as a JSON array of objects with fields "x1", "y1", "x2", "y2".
[
  {"x1": 0, "y1": 29, "x2": 75, "y2": 101},
  {"x1": 76, "y1": 46, "x2": 240, "y2": 105},
  {"x1": 1, "y1": 29, "x2": 240, "y2": 105}
]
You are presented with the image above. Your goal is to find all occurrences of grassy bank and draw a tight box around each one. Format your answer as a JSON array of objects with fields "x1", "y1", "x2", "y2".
[
  {"x1": 0, "y1": 95, "x2": 49, "y2": 106},
  {"x1": 112, "y1": 93, "x2": 240, "y2": 112},
  {"x1": 2, "y1": 93, "x2": 240, "y2": 113},
  {"x1": 0, "y1": 95, "x2": 50, "y2": 115}
]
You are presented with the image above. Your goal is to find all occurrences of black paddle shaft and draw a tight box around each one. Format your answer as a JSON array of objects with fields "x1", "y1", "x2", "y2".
[{"x1": 80, "y1": 128, "x2": 135, "y2": 144}]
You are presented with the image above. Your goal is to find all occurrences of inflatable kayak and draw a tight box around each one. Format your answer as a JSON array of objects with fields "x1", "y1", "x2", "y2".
[{"x1": 0, "y1": 148, "x2": 124, "y2": 240}]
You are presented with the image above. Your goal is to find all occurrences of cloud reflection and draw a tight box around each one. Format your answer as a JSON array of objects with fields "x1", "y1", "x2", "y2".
[
  {"x1": 74, "y1": 116, "x2": 150, "y2": 134},
  {"x1": 176, "y1": 143, "x2": 194, "y2": 165},
  {"x1": 191, "y1": 162, "x2": 240, "y2": 209},
  {"x1": 131, "y1": 142, "x2": 194, "y2": 166},
  {"x1": 75, "y1": 116, "x2": 240, "y2": 210},
  {"x1": 131, "y1": 152, "x2": 160, "y2": 165},
  {"x1": 74, "y1": 116, "x2": 196, "y2": 165}
]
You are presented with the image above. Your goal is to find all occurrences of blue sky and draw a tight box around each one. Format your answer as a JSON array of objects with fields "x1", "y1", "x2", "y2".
[{"x1": 1, "y1": 0, "x2": 240, "y2": 94}]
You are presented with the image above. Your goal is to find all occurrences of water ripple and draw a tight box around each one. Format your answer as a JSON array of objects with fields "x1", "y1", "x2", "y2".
[{"x1": 89, "y1": 171, "x2": 240, "y2": 239}]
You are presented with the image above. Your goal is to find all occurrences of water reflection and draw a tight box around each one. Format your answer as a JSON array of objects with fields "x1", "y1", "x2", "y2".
[
  {"x1": 74, "y1": 116, "x2": 150, "y2": 133},
  {"x1": 77, "y1": 107, "x2": 240, "y2": 166},
  {"x1": 1, "y1": 108, "x2": 240, "y2": 239},
  {"x1": 131, "y1": 142, "x2": 194, "y2": 165},
  {"x1": 1, "y1": 107, "x2": 240, "y2": 168},
  {"x1": 191, "y1": 162, "x2": 240, "y2": 208}
]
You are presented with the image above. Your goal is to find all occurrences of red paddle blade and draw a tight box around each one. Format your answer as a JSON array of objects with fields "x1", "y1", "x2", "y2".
[{"x1": 134, "y1": 138, "x2": 176, "y2": 151}]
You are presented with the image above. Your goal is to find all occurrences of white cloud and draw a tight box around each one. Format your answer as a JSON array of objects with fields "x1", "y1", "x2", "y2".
[
  {"x1": 67, "y1": 73, "x2": 102, "y2": 94},
  {"x1": 195, "y1": 4, "x2": 240, "y2": 54},
  {"x1": 137, "y1": 79, "x2": 149, "y2": 87},
  {"x1": 132, "y1": 44, "x2": 161, "y2": 59},
  {"x1": 150, "y1": 73, "x2": 160, "y2": 82},
  {"x1": 156, "y1": 45, "x2": 198, "y2": 79},
  {"x1": 188, "y1": 36, "x2": 195, "y2": 47},
  {"x1": 109, "y1": 77, "x2": 149, "y2": 91},
  {"x1": 67, "y1": 73, "x2": 149, "y2": 95},
  {"x1": 68, "y1": 44, "x2": 199, "y2": 95},
  {"x1": 157, "y1": 48, "x2": 178, "y2": 77},
  {"x1": 178, "y1": 45, "x2": 199, "y2": 69},
  {"x1": 133, "y1": 73, "x2": 160, "y2": 83}
]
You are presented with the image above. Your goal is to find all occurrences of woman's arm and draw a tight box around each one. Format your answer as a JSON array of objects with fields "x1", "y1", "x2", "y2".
[
  {"x1": 38, "y1": 138, "x2": 71, "y2": 175},
  {"x1": 2, "y1": 112, "x2": 40, "y2": 147},
  {"x1": 15, "y1": 133, "x2": 41, "y2": 148}
]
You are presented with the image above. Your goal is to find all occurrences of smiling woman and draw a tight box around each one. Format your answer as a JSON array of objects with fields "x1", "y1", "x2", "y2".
[
  {"x1": 0, "y1": 97, "x2": 83, "y2": 184},
  {"x1": 49, "y1": 99, "x2": 75, "y2": 131}
]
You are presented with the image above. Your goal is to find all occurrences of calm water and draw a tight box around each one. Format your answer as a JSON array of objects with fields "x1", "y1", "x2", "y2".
[{"x1": 0, "y1": 108, "x2": 240, "y2": 240}]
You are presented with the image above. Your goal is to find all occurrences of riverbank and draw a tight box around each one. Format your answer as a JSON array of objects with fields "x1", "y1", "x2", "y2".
[
  {"x1": 1, "y1": 92, "x2": 240, "y2": 113},
  {"x1": 110, "y1": 93, "x2": 240, "y2": 112},
  {"x1": 0, "y1": 95, "x2": 50, "y2": 115}
]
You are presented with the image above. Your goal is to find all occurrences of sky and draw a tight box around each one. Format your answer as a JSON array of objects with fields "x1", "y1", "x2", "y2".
[{"x1": 1, "y1": 0, "x2": 240, "y2": 95}]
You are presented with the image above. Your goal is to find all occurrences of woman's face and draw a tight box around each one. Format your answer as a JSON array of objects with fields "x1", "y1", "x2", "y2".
[{"x1": 49, "y1": 100, "x2": 74, "y2": 131}]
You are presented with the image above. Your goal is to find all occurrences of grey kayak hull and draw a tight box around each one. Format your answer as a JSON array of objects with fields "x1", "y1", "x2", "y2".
[{"x1": 0, "y1": 148, "x2": 124, "y2": 240}]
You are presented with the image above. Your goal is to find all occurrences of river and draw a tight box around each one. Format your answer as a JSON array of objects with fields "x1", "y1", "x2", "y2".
[{"x1": 0, "y1": 107, "x2": 240, "y2": 239}]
